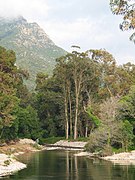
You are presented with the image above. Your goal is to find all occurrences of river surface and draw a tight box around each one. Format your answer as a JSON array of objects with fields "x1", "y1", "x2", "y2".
[{"x1": 4, "y1": 150, "x2": 135, "y2": 180}]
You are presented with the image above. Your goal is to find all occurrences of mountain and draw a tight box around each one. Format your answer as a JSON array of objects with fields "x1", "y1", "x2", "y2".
[{"x1": 0, "y1": 16, "x2": 66, "y2": 90}]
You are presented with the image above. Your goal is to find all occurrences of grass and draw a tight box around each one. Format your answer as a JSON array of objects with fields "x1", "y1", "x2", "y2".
[
  {"x1": 43, "y1": 137, "x2": 65, "y2": 144},
  {"x1": 32, "y1": 143, "x2": 42, "y2": 150}
]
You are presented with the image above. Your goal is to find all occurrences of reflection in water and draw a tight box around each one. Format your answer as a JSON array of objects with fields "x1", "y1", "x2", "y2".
[{"x1": 7, "y1": 150, "x2": 135, "y2": 180}]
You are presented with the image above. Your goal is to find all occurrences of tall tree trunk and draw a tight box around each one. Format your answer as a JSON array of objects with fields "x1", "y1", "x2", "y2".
[
  {"x1": 64, "y1": 88, "x2": 69, "y2": 139},
  {"x1": 74, "y1": 74, "x2": 82, "y2": 139},
  {"x1": 74, "y1": 89, "x2": 79, "y2": 139},
  {"x1": 69, "y1": 96, "x2": 73, "y2": 138},
  {"x1": 85, "y1": 124, "x2": 88, "y2": 138},
  {"x1": 68, "y1": 84, "x2": 73, "y2": 138}
]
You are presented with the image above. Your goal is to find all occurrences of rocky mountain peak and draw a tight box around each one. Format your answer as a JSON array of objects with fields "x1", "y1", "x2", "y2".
[{"x1": 0, "y1": 16, "x2": 66, "y2": 90}]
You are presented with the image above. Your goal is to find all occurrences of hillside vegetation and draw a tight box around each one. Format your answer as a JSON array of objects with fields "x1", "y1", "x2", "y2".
[{"x1": 0, "y1": 16, "x2": 66, "y2": 90}]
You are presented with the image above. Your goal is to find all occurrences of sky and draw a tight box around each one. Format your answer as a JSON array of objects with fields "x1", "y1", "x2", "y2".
[{"x1": 0, "y1": 0, "x2": 135, "y2": 65}]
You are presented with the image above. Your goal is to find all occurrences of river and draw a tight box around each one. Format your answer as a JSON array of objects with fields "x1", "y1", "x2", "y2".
[{"x1": 4, "y1": 150, "x2": 135, "y2": 180}]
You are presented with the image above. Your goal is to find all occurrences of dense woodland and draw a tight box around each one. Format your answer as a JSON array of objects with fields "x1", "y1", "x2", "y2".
[{"x1": 0, "y1": 45, "x2": 135, "y2": 154}]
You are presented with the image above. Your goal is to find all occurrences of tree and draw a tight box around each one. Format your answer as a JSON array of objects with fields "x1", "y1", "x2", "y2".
[
  {"x1": 0, "y1": 46, "x2": 41, "y2": 142},
  {"x1": 69, "y1": 51, "x2": 91, "y2": 139},
  {"x1": 54, "y1": 57, "x2": 72, "y2": 139},
  {"x1": 115, "y1": 62, "x2": 135, "y2": 96},
  {"x1": 119, "y1": 120, "x2": 134, "y2": 151},
  {"x1": 35, "y1": 73, "x2": 64, "y2": 138},
  {"x1": 110, "y1": 0, "x2": 135, "y2": 42},
  {"x1": 0, "y1": 46, "x2": 20, "y2": 138},
  {"x1": 87, "y1": 49, "x2": 117, "y2": 99},
  {"x1": 119, "y1": 85, "x2": 135, "y2": 131},
  {"x1": 86, "y1": 97, "x2": 121, "y2": 154},
  {"x1": 15, "y1": 105, "x2": 42, "y2": 140},
  {"x1": 55, "y1": 50, "x2": 97, "y2": 139}
]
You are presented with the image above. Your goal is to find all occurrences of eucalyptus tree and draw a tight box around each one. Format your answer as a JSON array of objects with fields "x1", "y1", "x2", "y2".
[
  {"x1": 54, "y1": 57, "x2": 72, "y2": 139},
  {"x1": 110, "y1": 0, "x2": 135, "y2": 42},
  {"x1": 119, "y1": 85, "x2": 135, "y2": 128},
  {"x1": 115, "y1": 62, "x2": 135, "y2": 96},
  {"x1": 87, "y1": 49, "x2": 117, "y2": 99},
  {"x1": 69, "y1": 51, "x2": 92, "y2": 139},
  {"x1": 54, "y1": 49, "x2": 99, "y2": 139}
]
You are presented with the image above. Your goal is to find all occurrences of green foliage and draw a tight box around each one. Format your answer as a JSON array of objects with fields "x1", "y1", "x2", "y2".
[
  {"x1": 86, "y1": 107, "x2": 101, "y2": 127},
  {"x1": 0, "y1": 46, "x2": 20, "y2": 136},
  {"x1": 110, "y1": 0, "x2": 135, "y2": 43},
  {"x1": 1, "y1": 44, "x2": 135, "y2": 153},
  {"x1": 0, "y1": 46, "x2": 42, "y2": 142},
  {"x1": 43, "y1": 137, "x2": 65, "y2": 144},
  {"x1": 86, "y1": 97, "x2": 120, "y2": 154},
  {"x1": 35, "y1": 48, "x2": 135, "y2": 143},
  {"x1": 15, "y1": 105, "x2": 42, "y2": 140},
  {"x1": 32, "y1": 143, "x2": 42, "y2": 150},
  {"x1": 85, "y1": 126, "x2": 108, "y2": 153},
  {"x1": 119, "y1": 120, "x2": 134, "y2": 151},
  {"x1": 119, "y1": 85, "x2": 135, "y2": 127}
]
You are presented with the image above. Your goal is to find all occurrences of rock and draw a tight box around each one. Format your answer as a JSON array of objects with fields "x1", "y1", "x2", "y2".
[
  {"x1": 102, "y1": 151, "x2": 135, "y2": 165},
  {"x1": 0, "y1": 154, "x2": 26, "y2": 177},
  {"x1": 74, "y1": 152, "x2": 92, "y2": 157},
  {"x1": 19, "y1": 139, "x2": 36, "y2": 145},
  {"x1": 54, "y1": 140, "x2": 87, "y2": 148}
]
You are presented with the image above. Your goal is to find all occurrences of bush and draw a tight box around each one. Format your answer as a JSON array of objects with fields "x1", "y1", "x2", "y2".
[
  {"x1": 102, "y1": 145, "x2": 113, "y2": 156},
  {"x1": 85, "y1": 127, "x2": 108, "y2": 153},
  {"x1": 32, "y1": 143, "x2": 42, "y2": 150}
]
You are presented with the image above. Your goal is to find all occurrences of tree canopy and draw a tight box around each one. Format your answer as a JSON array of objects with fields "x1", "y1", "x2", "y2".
[
  {"x1": 0, "y1": 46, "x2": 135, "y2": 151},
  {"x1": 110, "y1": 0, "x2": 135, "y2": 42}
]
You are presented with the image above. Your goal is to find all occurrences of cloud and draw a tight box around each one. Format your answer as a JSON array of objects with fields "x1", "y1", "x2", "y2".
[
  {"x1": 39, "y1": 16, "x2": 114, "y2": 50},
  {"x1": 39, "y1": 14, "x2": 135, "y2": 65},
  {"x1": 0, "y1": 0, "x2": 50, "y2": 20},
  {"x1": 0, "y1": 0, "x2": 134, "y2": 65}
]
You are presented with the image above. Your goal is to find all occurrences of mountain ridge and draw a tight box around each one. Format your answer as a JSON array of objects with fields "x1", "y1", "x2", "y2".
[{"x1": 0, "y1": 16, "x2": 66, "y2": 90}]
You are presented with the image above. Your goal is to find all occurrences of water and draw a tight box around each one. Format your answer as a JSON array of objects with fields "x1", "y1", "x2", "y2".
[{"x1": 4, "y1": 150, "x2": 135, "y2": 180}]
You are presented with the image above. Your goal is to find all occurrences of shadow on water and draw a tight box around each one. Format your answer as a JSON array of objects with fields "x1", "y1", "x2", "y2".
[{"x1": 3, "y1": 150, "x2": 135, "y2": 180}]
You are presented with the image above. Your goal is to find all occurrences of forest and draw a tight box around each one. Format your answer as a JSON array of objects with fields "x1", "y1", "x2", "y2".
[{"x1": 0, "y1": 45, "x2": 135, "y2": 155}]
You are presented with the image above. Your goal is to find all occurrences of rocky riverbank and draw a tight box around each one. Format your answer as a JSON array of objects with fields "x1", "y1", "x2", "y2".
[
  {"x1": 44, "y1": 140, "x2": 87, "y2": 150},
  {"x1": 0, "y1": 138, "x2": 43, "y2": 177},
  {"x1": 0, "y1": 154, "x2": 26, "y2": 177},
  {"x1": 0, "y1": 139, "x2": 87, "y2": 177},
  {"x1": 102, "y1": 151, "x2": 135, "y2": 165},
  {"x1": 74, "y1": 150, "x2": 135, "y2": 165}
]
